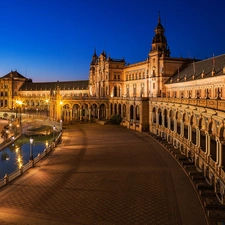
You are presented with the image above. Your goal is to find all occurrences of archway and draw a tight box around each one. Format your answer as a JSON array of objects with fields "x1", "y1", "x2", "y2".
[{"x1": 130, "y1": 105, "x2": 134, "y2": 120}]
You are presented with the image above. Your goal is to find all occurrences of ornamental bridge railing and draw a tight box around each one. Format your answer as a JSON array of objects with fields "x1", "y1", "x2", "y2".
[{"x1": 0, "y1": 133, "x2": 62, "y2": 189}]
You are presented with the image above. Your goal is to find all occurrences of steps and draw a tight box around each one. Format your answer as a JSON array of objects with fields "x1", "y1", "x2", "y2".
[{"x1": 147, "y1": 131, "x2": 225, "y2": 222}]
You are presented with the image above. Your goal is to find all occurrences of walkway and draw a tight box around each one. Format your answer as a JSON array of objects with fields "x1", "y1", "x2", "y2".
[{"x1": 0, "y1": 123, "x2": 209, "y2": 225}]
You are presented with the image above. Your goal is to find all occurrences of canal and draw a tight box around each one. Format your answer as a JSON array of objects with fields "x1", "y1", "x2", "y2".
[{"x1": 0, "y1": 134, "x2": 54, "y2": 179}]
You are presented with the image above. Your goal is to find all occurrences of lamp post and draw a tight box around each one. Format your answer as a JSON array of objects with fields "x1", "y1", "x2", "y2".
[
  {"x1": 16, "y1": 100, "x2": 22, "y2": 129},
  {"x1": 53, "y1": 125, "x2": 56, "y2": 142},
  {"x1": 60, "y1": 119, "x2": 62, "y2": 131},
  {"x1": 30, "y1": 137, "x2": 34, "y2": 160}
]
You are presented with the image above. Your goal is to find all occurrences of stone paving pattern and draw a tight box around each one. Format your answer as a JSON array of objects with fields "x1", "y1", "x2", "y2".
[{"x1": 0, "y1": 123, "x2": 209, "y2": 224}]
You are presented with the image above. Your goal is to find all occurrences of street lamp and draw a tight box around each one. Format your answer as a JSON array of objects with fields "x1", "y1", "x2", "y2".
[
  {"x1": 60, "y1": 119, "x2": 62, "y2": 131},
  {"x1": 53, "y1": 125, "x2": 56, "y2": 142},
  {"x1": 30, "y1": 137, "x2": 34, "y2": 160}
]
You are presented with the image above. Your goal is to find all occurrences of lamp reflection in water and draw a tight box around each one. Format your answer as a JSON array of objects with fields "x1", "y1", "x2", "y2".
[{"x1": 16, "y1": 146, "x2": 23, "y2": 169}]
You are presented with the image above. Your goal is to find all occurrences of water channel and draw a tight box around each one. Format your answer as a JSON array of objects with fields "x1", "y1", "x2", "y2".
[{"x1": 0, "y1": 134, "x2": 54, "y2": 179}]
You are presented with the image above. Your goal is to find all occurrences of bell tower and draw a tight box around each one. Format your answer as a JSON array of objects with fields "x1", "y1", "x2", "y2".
[
  {"x1": 150, "y1": 13, "x2": 170, "y2": 58},
  {"x1": 148, "y1": 13, "x2": 170, "y2": 97}
]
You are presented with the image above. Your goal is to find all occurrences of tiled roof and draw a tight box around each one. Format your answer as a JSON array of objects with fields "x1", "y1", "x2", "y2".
[
  {"x1": 166, "y1": 54, "x2": 225, "y2": 84},
  {"x1": 1, "y1": 70, "x2": 27, "y2": 79},
  {"x1": 19, "y1": 80, "x2": 89, "y2": 91}
]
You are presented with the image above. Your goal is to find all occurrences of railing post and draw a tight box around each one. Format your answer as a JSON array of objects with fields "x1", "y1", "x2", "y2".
[
  {"x1": 29, "y1": 159, "x2": 34, "y2": 167},
  {"x1": 4, "y1": 174, "x2": 9, "y2": 185},
  {"x1": 20, "y1": 166, "x2": 23, "y2": 175}
]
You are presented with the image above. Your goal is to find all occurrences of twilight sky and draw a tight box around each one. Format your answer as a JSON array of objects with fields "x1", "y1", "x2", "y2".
[{"x1": 0, "y1": 0, "x2": 224, "y2": 82}]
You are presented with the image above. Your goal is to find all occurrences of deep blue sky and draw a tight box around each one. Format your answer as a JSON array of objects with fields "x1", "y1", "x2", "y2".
[{"x1": 0, "y1": 0, "x2": 224, "y2": 82}]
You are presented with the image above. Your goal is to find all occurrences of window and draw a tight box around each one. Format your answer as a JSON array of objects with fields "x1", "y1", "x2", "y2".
[{"x1": 153, "y1": 83, "x2": 155, "y2": 89}]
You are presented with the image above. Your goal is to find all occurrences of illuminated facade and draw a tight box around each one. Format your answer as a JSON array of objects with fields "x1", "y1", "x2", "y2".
[{"x1": 1, "y1": 16, "x2": 225, "y2": 203}]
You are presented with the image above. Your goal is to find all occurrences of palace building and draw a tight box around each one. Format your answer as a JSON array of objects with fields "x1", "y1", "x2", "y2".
[{"x1": 1, "y1": 15, "x2": 225, "y2": 203}]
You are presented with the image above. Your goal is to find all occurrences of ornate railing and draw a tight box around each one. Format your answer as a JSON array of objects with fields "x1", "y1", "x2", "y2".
[
  {"x1": 151, "y1": 97, "x2": 225, "y2": 111},
  {"x1": 0, "y1": 133, "x2": 61, "y2": 189}
]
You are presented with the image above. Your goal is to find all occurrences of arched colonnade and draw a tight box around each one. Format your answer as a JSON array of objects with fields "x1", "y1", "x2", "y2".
[{"x1": 150, "y1": 102, "x2": 225, "y2": 203}]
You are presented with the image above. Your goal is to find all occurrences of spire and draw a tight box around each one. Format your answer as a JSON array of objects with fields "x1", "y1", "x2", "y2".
[
  {"x1": 93, "y1": 47, "x2": 97, "y2": 58},
  {"x1": 91, "y1": 47, "x2": 98, "y2": 65},
  {"x1": 158, "y1": 10, "x2": 161, "y2": 24},
  {"x1": 150, "y1": 13, "x2": 170, "y2": 57}
]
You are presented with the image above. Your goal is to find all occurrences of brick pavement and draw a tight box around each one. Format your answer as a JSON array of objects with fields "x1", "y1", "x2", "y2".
[{"x1": 0, "y1": 123, "x2": 209, "y2": 225}]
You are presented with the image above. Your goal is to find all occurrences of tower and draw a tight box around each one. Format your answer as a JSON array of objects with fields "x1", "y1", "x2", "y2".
[
  {"x1": 148, "y1": 13, "x2": 170, "y2": 97},
  {"x1": 89, "y1": 48, "x2": 98, "y2": 96}
]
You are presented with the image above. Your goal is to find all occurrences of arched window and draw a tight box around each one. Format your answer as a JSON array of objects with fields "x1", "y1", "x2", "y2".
[
  {"x1": 136, "y1": 105, "x2": 140, "y2": 121},
  {"x1": 114, "y1": 86, "x2": 117, "y2": 97},
  {"x1": 130, "y1": 105, "x2": 134, "y2": 120},
  {"x1": 123, "y1": 104, "x2": 126, "y2": 117}
]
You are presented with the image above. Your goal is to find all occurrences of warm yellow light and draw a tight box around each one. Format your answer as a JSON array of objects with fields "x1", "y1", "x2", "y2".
[
  {"x1": 16, "y1": 100, "x2": 22, "y2": 105},
  {"x1": 60, "y1": 101, "x2": 63, "y2": 105},
  {"x1": 46, "y1": 99, "x2": 49, "y2": 103}
]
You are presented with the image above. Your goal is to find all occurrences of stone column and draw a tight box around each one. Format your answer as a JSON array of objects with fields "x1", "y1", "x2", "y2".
[
  {"x1": 106, "y1": 108, "x2": 108, "y2": 119},
  {"x1": 217, "y1": 140, "x2": 222, "y2": 166},
  {"x1": 156, "y1": 113, "x2": 159, "y2": 125},
  {"x1": 80, "y1": 109, "x2": 82, "y2": 121},
  {"x1": 206, "y1": 133, "x2": 211, "y2": 157},
  {"x1": 89, "y1": 109, "x2": 91, "y2": 121},
  {"x1": 168, "y1": 117, "x2": 171, "y2": 130},
  {"x1": 97, "y1": 109, "x2": 100, "y2": 120}
]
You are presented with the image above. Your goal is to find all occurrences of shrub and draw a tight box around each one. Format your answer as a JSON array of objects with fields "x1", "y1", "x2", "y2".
[{"x1": 109, "y1": 114, "x2": 122, "y2": 125}]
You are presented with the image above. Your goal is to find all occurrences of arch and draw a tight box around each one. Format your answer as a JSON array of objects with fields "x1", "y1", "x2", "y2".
[
  {"x1": 158, "y1": 108, "x2": 162, "y2": 125},
  {"x1": 136, "y1": 105, "x2": 140, "y2": 121},
  {"x1": 122, "y1": 104, "x2": 126, "y2": 118},
  {"x1": 169, "y1": 109, "x2": 174, "y2": 119},
  {"x1": 208, "y1": 121, "x2": 213, "y2": 134},
  {"x1": 130, "y1": 105, "x2": 134, "y2": 120},
  {"x1": 113, "y1": 84, "x2": 122, "y2": 97},
  {"x1": 219, "y1": 126, "x2": 225, "y2": 140},
  {"x1": 62, "y1": 104, "x2": 71, "y2": 122},
  {"x1": 190, "y1": 115, "x2": 194, "y2": 126},
  {"x1": 114, "y1": 86, "x2": 118, "y2": 97},
  {"x1": 72, "y1": 103, "x2": 81, "y2": 121},
  {"x1": 114, "y1": 103, "x2": 117, "y2": 115},
  {"x1": 118, "y1": 104, "x2": 122, "y2": 116},
  {"x1": 169, "y1": 110, "x2": 174, "y2": 131},
  {"x1": 110, "y1": 103, "x2": 113, "y2": 116},
  {"x1": 99, "y1": 103, "x2": 106, "y2": 119},
  {"x1": 152, "y1": 107, "x2": 156, "y2": 123},
  {"x1": 90, "y1": 103, "x2": 98, "y2": 119},
  {"x1": 176, "y1": 111, "x2": 180, "y2": 120},
  {"x1": 163, "y1": 109, "x2": 168, "y2": 128}
]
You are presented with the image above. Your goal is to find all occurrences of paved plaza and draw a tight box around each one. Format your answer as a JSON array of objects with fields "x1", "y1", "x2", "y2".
[{"x1": 0, "y1": 123, "x2": 209, "y2": 225}]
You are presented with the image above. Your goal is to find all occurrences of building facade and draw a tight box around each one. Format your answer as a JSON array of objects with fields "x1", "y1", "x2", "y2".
[{"x1": 1, "y1": 16, "x2": 225, "y2": 203}]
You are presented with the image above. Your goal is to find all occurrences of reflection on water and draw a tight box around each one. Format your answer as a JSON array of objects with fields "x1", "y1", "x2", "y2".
[{"x1": 0, "y1": 134, "x2": 53, "y2": 179}]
